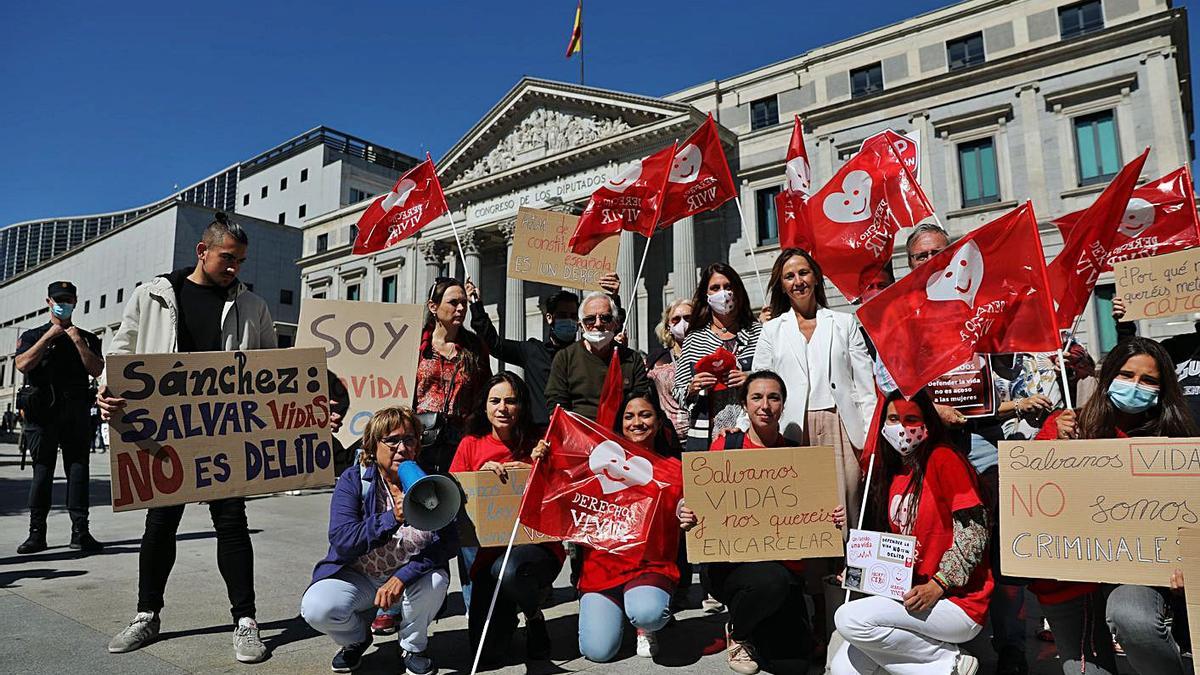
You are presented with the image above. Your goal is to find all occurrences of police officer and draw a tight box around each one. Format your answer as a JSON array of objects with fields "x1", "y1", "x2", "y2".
[{"x1": 15, "y1": 281, "x2": 104, "y2": 554}]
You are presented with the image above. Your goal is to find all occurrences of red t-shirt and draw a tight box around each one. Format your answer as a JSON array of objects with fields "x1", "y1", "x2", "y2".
[{"x1": 888, "y1": 444, "x2": 993, "y2": 624}]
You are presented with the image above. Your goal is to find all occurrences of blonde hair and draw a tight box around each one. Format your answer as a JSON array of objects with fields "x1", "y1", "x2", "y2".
[
  {"x1": 654, "y1": 298, "x2": 694, "y2": 349},
  {"x1": 359, "y1": 406, "x2": 423, "y2": 467}
]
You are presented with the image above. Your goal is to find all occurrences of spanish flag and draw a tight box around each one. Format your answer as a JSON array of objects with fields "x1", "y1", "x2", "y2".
[{"x1": 565, "y1": 0, "x2": 582, "y2": 58}]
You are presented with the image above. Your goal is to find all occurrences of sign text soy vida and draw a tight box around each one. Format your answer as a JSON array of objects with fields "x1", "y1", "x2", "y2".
[{"x1": 106, "y1": 348, "x2": 334, "y2": 511}]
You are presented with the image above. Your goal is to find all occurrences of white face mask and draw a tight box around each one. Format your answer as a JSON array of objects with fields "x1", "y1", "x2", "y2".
[
  {"x1": 707, "y1": 289, "x2": 735, "y2": 315},
  {"x1": 669, "y1": 319, "x2": 688, "y2": 342},
  {"x1": 582, "y1": 329, "x2": 614, "y2": 349},
  {"x1": 881, "y1": 422, "x2": 928, "y2": 456}
]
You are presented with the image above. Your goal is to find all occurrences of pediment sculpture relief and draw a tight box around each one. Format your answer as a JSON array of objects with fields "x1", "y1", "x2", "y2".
[{"x1": 458, "y1": 108, "x2": 632, "y2": 182}]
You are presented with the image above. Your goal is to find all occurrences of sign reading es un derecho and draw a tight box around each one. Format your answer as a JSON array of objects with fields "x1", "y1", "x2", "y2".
[{"x1": 106, "y1": 348, "x2": 335, "y2": 511}]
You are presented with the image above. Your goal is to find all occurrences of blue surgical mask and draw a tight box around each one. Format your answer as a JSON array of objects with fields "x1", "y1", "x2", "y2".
[
  {"x1": 1107, "y1": 379, "x2": 1159, "y2": 414},
  {"x1": 551, "y1": 318, "x2": 577, "y2": 343},
  {"x1": 51, "y1": 302, "x2": 74, "y2": 320}
]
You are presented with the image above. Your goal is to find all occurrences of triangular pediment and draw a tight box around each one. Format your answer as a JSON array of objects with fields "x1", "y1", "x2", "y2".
[{"x1": 438, "y1": 78, "x2": 694, "y2": 190}]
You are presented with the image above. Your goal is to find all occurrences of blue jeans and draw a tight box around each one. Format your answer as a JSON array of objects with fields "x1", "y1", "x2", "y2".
[
  {"x1": 301, "y1": 567, "x2": 449, "y2": 653},
  {"x1": 578, "y1": 579, "x2": 672, "y2": 662},
  {"x1": 1106, "y1": 584, "x2": 1191, "y2": 675}
]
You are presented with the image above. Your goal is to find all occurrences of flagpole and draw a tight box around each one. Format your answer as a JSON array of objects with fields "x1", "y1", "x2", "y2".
[
  {"x1": 444, "y1": 209, "x2": 472, "y2": 282},
  {"x1": 845, "y1": 452, "x2": 876, "y2": 603},
  {"x1": 733, "y1": 195, "x2": 767, "y2": 306},
  {"x1": 1056, "y1": 348, "x2": 1075, "y2": 411},
  {"x1": 627, "y1": 234, "x2": 653, "y2": 312}
]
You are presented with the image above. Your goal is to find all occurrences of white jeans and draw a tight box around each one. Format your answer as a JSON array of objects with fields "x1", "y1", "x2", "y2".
[
  {"x1": 832, "y1": 595, "x2": 981, "y2": 675},
  {"x1": 301, "y1": 567, "x2": 449, "y2": 653}
]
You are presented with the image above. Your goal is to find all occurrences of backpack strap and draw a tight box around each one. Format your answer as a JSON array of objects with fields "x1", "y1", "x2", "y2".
[{"x1": 723, "y1": 431, "x2": 745, "y2": 450}]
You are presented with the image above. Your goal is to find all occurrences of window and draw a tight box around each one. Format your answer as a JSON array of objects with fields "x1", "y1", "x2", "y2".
[
  {"x1": 312, "y1": 291, "x2": 326, "y2": 299},
  {"x1": 755, "y1": 186, "x2": 781, "y2": 245},
  {"x1": 350, "y1": 187, "x2": 373, "y2": 203},
  {"x1": 261, "y1": 186, "x2": 268, "y2": 199},
  {"x1": 749, "y1": 96, "x2": 779, "y2": 131},
  {"x1": 84, "y1": 300, "x2": 90, "y2": 314},
  {"x1": 349, "y1": 224, "x2": 359, "y2": 244},
  {"x1": 382, "y1": 276, "x2": 397, "y2": 303},
  {"x1": 316, "y1": 233, "x2": 328, "y2": 253},
  {"x1": 1094, "y1": 284, "x2": 1118, "y2": 355},
  {"x1": 278, "y1": 212, "x2": 286, "y2": 225},
  {"x1": 850, "y1": 63, "x2": 884, "y2": 98},
  {"x1": 1074, "y1": 110, "x2": 1120, "y2": 185},
  {"x1": 957, "y1": 138, "x2": 1000, "y2": 207},
  {"x1": 298, "y1": 204, "x2": 307, "y2": 219},
  {"x1": 278, "y1": 334, "x2": 294, "y2": 348},
  {"x1": 346, "y1": 284, "x2": 361, "y2": 301},
  {"x1": 280, "y1": 289, "x2": 294, "y2": 305},
  {"x1": 1059, "y1": 0, "x2": 1103, "y2": 39},
  {"x1": 300, "y1": 168, "x2": 309, "y2": 182},
  {"x1": 280, "y1": 177, "x2": 288, "y2": 191},
  {"x1": 100, "y1": 294, "x2": 106, "y2": 309},
  {"x1": 116, "y1": 288, "x2": 124, "y2": 303},
  {"x1": 243, "y1": 194, "x2": 250, "y2": 207},
  {"x1": 947, "y1": 33, "x2": 985, "y2": 71}
]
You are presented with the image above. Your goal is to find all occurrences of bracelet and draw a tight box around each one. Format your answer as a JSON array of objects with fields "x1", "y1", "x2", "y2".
[{"x1": 931, "y1": 573, "x2": 950, "y2": 591}]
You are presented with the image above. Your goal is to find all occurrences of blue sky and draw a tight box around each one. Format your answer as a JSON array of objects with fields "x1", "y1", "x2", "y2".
[{"x1": 1, "y1": 0, "x2": 1196, "y2": 226}]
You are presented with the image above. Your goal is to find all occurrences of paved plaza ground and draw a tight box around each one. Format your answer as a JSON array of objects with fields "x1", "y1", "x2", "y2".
[{"x1": 0, "y1": 438, "x2": 1156, "y2": 674}]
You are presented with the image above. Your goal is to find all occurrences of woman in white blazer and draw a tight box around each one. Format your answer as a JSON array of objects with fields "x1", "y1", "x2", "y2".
[{"x1": 751, "y1": 248, "x2": 876, "y2": 525}]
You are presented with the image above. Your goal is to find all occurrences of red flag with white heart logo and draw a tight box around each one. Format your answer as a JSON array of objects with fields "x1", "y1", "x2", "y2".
[
  {"x1": 860, "y1": 129, "x2": 920, "y2": 181},
  {"x1": 856, "y1": 202, "x2": 1060, "y2": 398},
  {"x1": 777, "y1": 116, "x2": 814, "y2": 250},
  {"x1": 352, "y1": 155, "x2": 448, "y2": 255},
  {"x1": 519, "y1": 407, "x2": 682, "y2": 557},
  {"x1": 657, "y1": 115, "x2": 737, "y2": 228},
  {"x1": 1052, "y1": 166, "x2": 1199, "y2": 272},
  {"x1": 800, "y1": 137, "x2": 935, "y2": 302},
  {"x1": 1046, "y1": 148, "x2": 1149, "y2": 329},
  {"x1": 569, "y1": 143, "x2": 676, "y2": 255}
]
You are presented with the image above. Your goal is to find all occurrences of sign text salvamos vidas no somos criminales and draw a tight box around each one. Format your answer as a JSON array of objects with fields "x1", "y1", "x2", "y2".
[{"x1": 466, "y1": 166, "x2": 613, "y2": 226}]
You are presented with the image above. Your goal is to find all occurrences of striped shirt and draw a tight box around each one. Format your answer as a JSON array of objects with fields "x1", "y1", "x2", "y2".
[{"x1": 673, "y1": 322, "x2": 761, "y2": 447}]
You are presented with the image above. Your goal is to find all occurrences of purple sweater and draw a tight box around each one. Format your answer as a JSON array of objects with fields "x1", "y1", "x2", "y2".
[{"x1": 310, "y1": 464, "x2": 459, "y2": 586}]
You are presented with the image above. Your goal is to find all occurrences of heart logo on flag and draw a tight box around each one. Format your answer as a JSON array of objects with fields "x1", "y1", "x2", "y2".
[
  {"x1": 1118, "y1": 197, "x2": 1155, "y2": 238},
  {"x1": 711, "y1": 358, "x2": 725, "y2": 369},
  {"x1": 588, "y1": 440, "x2": 653, "y2": 494},
  {"x1": 668, "y1": 144, "x2": 702, "y2": 184},
  {"x1": 822, "y1": 170, "x2": 873, "y2": 223},
  {"x1": 606, "y1": 162, "x2": 643, "y2": 193},
  {"x1": 380, "y1": 179, "x2": 417, "y2": 212},
  {"x1": 925, "y1": 241, "x2": 984, "y2": 307},
  {"x1": 785, "y1": 157, "x2": 811, "y2": 194}
]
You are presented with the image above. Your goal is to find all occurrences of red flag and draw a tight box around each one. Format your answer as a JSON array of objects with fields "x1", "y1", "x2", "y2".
[
  {"x1": 657, "y1": 115, "x2": 737, "y2": 228},
  {"x1": 857, "y1": 202, "x2": 1060, "y2": 398},
  {"x1": 569, "y1": 143, "x2": 676, "y2": 255},
  {"x1": 352, "y1": 155, "x2": 448, "y2": 255},
  {"x1": 799, "y1": 137, "x2": 934, "y2": 302},
  {"x1": 1047, "y1": 149, "x2": 1150, "y2": 328},
  {"x1": 595, "y1": 351, "x2": 624, "y2": 429},
  {"x1": 1052, "y1": 166, "x2": 1199, "y2": 272},
  {"x1": 519, "y1": 408, "x2": 681, "y2": 556},
  {"x1": 860, "y1": 129, "x2": 920, "y2": 181},
  {"x1": 776, "y1": 116, "x2": 813, "y2": 249}
]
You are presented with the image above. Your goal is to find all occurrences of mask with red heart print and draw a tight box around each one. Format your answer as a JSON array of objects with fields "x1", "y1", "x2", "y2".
[{"x1": 881, "y1": 422, "x2": 928, "y2": 456}]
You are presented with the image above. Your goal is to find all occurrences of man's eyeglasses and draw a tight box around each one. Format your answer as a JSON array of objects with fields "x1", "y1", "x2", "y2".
[
  {"x1": 380, "y1": 434, "x2": 418, "y2": 448},
  {"x1": 581, "y1": 313, "x2": 614, "y2": 327},
  {"x1": 910, "y1": 249, "x2": 945, "y2": 263}
]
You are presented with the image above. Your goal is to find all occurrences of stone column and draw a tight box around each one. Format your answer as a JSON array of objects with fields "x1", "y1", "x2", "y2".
[
  {"x1": 460, "y1": 230, "x2": 482, "y2": 284},
  {"x1": 1015, "y1": 83, "x2": 1050, "y2": 210},
  {"x1": 617, "y1": 230, "x2": 641, "y2": 350},
  {"x1": 420, "y1": 240, "x2": 449, "y2": 299},
  {"x1": 672, "y1": 216, "x2": 697, "y2": 301},
  {"x1": 501, "y1": 222, "x2": 525, "y2": 377},
  {"x1": 1142, "y1": 49, "x2": 1183, "y2": 172}
]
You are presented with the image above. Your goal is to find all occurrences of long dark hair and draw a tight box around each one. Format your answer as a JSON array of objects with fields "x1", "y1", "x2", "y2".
[
  {"x1": 614, "y1": 393, "x2": 682, "y2": 459},
  {"x1": 866, "y1": 389, "x2": 948, "y2": 535},
  {"x1": 1077, "y1": 337, "x2": 1198, "y2": 439},
  {"x1": 687, "y1": 262, "x2": 754, "y2": 334},
  {"x1": 767, "y1": 248, "x2": 829, "y2": 319},
  {"x1": 422, "y1": 276, "x2": 483, "y2": 375},
  {"x1": 465, "y1": 373, "x2": 537, "y2": 458}
]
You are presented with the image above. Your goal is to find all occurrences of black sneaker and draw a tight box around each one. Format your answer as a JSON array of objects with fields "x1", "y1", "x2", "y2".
[
  {"x1": 402, "y1": 649, "x2": 436, "y2": 675},
  {"x1": 17, "y1": 533, "x2": 47, "y2": 554},
  {"x1": 330, "y1": 635, "x2": 372, "y2": 673},
  {"x1": 525, "y1": 615, "x2": 551, "y2": 660},
  {"x1": 69, "y1": 532, "x2": 104, "y2": 552}
]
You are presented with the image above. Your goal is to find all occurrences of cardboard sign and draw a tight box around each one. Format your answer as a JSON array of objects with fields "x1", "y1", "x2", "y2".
[
  {"x1": 453, "y1": 469, "x2": 560, "y2": 548},
  {"x1": 682, "y1": 446, "x2": 843, "y2": 563},
  {"x1": 999, "y1": 438, "x2": 1200, "y2": 585},
  {"x1": 106, "y1": 348, "x2": 334, "y2": 512},
  {"x1": 1180, "y1": 528, "x2": 1200, "y2": 659},
  {"x1": 1113, "y1": 247, "x2": 1200, "y2": 321},
  {"x1": 843, "y1": 528, "x2": 917, "y2": 600},
  {"x1": 507, "y1": 207, "x2": 619, "y2": 291},
  {"x1": 928, "y1": 356, "x2": 994, "y2": 418},
  {"x1": 296, "y1": 299, "x2": 423, "y2": 447}
]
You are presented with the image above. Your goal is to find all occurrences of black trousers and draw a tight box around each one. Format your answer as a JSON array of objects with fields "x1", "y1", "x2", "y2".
[
  {"x1": 467, "y1": 544, "x2": 560, "y2": 656},
  {"x1": 137, "y1": 498, "x2": 256, "y2": 621},
  {"x1": 703, "y1": 561, "x2": 813, "y2": 660},
  {"x1": 25, "y1": 404, "x2": 92, "y2": 532}
]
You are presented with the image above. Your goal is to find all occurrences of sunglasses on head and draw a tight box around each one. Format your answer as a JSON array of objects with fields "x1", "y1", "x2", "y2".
[{"x1": 428, "y1": 276, "x2": 460, "y2": 302}]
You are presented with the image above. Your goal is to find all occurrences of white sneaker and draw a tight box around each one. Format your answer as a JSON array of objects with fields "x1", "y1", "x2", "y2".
[
  {"x1": 233, "y1": 617, "x2": 268, "y2": 663},
  {"x1": 636, "y1": 629, "x2": 659, "y2": 658},
  {"x1": 108, "y1": 612, "x2": 160, "y2": 653},
  {"x1": 953, "y1": 653, "x2": 979, "y2": 675},
  {"x1": 702, "y1": 594, "x2": 725, "y2": 614}
]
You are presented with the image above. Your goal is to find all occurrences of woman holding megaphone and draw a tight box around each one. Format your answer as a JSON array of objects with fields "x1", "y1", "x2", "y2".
[{"x1": 301, "y1": 406, "x2": 460, "y2": 675}]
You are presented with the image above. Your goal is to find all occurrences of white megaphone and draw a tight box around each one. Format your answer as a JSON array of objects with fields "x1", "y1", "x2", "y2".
[{"x1": 396, "y1": 461, "x2": 461, "y2": 531}]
